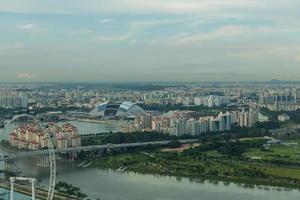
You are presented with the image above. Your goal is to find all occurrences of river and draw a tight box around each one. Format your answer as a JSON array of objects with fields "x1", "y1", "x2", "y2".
[
  {"x1": 2, "y1": 120, "x2": 300, "y2": 200},
  {"x1": 51, "y1": 120, "x2": 300, "y2": 200},
  {"x1": 37, "y1": 162, "x2": 299, "y2": 200},
  {"x1": 58, "y1": 120, "x2": 123, "y2": 135}
]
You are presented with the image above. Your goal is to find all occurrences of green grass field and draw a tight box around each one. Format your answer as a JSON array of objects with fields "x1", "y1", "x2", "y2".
[
  {"x1": 88, "y1": 138, "x2": 300, "y2": 189},
  {"x1": 243, "y1": 141, "x2": 300, "y2": 163}
]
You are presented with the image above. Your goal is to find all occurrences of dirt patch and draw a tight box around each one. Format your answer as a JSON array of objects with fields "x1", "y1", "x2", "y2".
[{"x1": 160, "y1": 143, "x2": 200, "y2": 153}]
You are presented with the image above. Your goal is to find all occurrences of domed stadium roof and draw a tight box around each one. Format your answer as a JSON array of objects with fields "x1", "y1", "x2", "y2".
[{"x1": 91, "y1": 101, "x2": 146, "y2": 118}]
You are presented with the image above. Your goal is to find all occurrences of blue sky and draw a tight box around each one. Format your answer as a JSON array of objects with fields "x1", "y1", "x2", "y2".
[{"x1": 0, "y1": 0, "x2": 300, "y2": 82}]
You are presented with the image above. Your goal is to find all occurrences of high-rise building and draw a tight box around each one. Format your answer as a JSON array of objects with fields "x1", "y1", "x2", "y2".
[
  {"x1": 207, "y1": 96, "x2": 215, "y2": 107},
  {"x1": 0, "y1": 93, "x2": 28, "y2": 109},
  {"x1": 249, "y1": 108, "x2": 259, "y2": 127},
  {"x1": 210, "y1": 117, "x2": 220, "y2": 132},
  {"x1": 199, "y1": 117, "x2": 210, "y2": 133},
  {"x1": 218, "y1": 112, "x2": 232, "y2": 131},
  {"x1": 175, "y1": 119, "x2": 187, "y2": 136},
  {"x1": 187, "y1": 118, "x2": 201, "y2": 136},
  {"x1": 238, "y1": 111, "x2": 249, "y2": 127},
  {"x1": 294, "y1": 88, "x2": 300, "y2": 102}
]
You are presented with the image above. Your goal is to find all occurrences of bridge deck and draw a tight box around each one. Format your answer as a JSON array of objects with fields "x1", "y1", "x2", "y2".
[{"x1": 0, "y1": 139, "x2": 198, "y2": 161}]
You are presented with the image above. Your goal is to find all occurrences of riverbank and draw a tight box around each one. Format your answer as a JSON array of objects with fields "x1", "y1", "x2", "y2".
[
  {"x1": 71, "y1": 118, "x2": 115, "y2": 124},
  {"x1": 89, "y1": 150, "x2": 300, "y2": 190},
  {"x1": 0, "y1": 178, "x2": 69, "y2": 200},
  {"x1": 40, "y1": 165, "x2": 300, "y2": 200}
]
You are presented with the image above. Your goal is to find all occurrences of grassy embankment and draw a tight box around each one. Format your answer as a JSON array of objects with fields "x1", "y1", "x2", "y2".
[{"x1": 90, "y1": 139, "x2": 300, "y2": 189}]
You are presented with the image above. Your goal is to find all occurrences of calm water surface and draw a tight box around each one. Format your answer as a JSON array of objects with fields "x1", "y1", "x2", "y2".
[
  {"x1": 2, "y1": 120, "x2": 300, "y2": 200},
  {"x1": 37, "y1": 163, "x2": 300, "y2": 200},
  {"x1": 58, "y1": 120, "x2": 122, "y2": 134}
]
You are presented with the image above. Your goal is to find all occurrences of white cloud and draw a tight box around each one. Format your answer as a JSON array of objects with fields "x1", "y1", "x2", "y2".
[
  {"x1": 99, "y1": 18, "x2": 113, "y2": 23},
  {"x1": 293, "y1": 55, "x2": 300, "y2": 62},
  {"x1": 152, "y1": 25, "x2": 249, "y2": 46},
  {"x1": 16, "y1": 23, "x2": 35, "y2": 30},
  {"x1": 0, "y1": 42, "x2": 23, "y2": 51},
  {"x1": 0, "y1": 0, "x2": 297, "y2": 15},
  {"x1": 94, "y1": 34, "x2": 131, "y2": 42},
  {"x1": 68, "y1": 29, "x2": 94, "y2": 35},
  {"x1": 17, "y1": 72, "x2": 38, "y2": 79}
]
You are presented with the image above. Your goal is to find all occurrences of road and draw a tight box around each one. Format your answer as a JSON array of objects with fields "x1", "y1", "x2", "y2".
[
  {"x1": 0, "y1": 139, "x2": 198, "y2": 162},
  {"x1": 0, "y1": 178, "x2": 68, "y2": 200}
]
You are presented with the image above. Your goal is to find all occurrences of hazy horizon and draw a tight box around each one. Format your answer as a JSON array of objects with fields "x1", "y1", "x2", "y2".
[{"x1": 0, "y1": 0, "x2": 299, "y2": 82}]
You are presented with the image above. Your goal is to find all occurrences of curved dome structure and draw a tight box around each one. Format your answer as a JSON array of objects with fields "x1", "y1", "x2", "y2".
[{"x1": 91, "y1": 101, "x2": 146, "y2": 118}]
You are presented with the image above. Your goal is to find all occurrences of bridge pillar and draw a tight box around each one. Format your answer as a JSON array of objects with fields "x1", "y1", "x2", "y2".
[
  {"x1": 5, "y1": 161, "x2": 16, "y2": 172},
  {"x1": 15, "y1": 158, "x2": 22, "y2": 168},
  {"x1": 71, "y1": 152, "x2": 77, "y2": 161},
  {"x1": 37, "y1": 156, "x2": 50, "y2": 167}
]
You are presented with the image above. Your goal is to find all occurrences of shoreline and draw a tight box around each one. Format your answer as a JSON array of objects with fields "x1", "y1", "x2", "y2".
[
  {"x1": 69, "y1": 118, "x2": 117, "y2": 124},
  {"x1": 92, "y1": 163, "x2": 300, "y2": 191},
  {"x1": 88, "y1": 152, "x2": 300, "y2": 191}
]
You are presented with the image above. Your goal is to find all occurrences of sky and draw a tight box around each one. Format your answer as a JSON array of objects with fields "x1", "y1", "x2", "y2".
[{"x1": 0, "y1": 0, "x2": 300, "y2": 82}]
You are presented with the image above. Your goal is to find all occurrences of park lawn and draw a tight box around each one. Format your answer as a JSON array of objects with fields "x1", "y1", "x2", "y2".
[
  {"x1": 256, "y1": 164, "x2": 300, "y2": 180},
  {"x1": 284, "y1": 139, "x2": 300, "y2": 146},
  {"x1": 244, "y1": 145, "x2": 300, "y2": 161},
  {"x1": 91, "y1": 150, "x2": 300, "y2": 188},
  {"x1": 205, "y1": 150, "x2": 223, "y2": 158}
]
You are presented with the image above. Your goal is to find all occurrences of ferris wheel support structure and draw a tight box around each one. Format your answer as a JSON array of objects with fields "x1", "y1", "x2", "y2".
[{"x1": 2, "y1": 114, "x2": 56, "y2": 200}]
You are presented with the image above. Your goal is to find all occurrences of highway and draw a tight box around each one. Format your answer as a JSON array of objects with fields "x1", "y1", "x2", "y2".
[{"x1": 0, "y1": 139, "x2": 198, "y2": 162}]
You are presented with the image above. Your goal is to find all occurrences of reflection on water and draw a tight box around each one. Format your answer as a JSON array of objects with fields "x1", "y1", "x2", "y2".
[
  {"x1": 36, "y1": 162, "x2": 300, "y2": 200},
  {"x1": 1, "y1": 120, "x2": 300, "y2": 200},
  {"x1": 58, "y1": 120, "x2": 122, "y2": 134}
]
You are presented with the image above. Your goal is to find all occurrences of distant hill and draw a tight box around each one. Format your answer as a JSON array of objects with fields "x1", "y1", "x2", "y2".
[{"x1": 269, "y1": 79, "x2": 281, "y2": 83}]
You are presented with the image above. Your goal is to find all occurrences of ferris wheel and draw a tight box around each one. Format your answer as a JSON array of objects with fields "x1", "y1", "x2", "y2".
[{"x1": 0, "y1": 114, "x2": 56, "y2": 200}]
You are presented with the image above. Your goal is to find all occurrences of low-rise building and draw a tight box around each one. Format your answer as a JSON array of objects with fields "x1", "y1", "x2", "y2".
[{"x1": 278, "y1": 114, "x2": 290, "y2": 122}]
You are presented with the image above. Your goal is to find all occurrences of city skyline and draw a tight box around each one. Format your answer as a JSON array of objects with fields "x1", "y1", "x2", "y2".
[{"x1": 0, "y1": 0, "x2": 300, "y2": 82}]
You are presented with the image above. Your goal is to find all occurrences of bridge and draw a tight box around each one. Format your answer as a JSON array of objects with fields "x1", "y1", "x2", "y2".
[
  {"x1": 0, "y1": 113, "x2": 197, "y2": 200},
  {"x1": 0, "y1": 139, "x2": 198, "y2": 162}
]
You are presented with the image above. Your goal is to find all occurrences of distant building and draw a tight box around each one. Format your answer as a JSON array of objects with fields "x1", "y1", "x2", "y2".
[
  {"x1": 218, "y1": 112, "x2": 232, "y2": 131},
  {"x1": 210, "y1": 117, "x2": 220, "y2": 132},
  {"x1": 293, "y1": 88, "x2": 300, "y2": 102},
  {"x1": 124, "y1": 110, "x2": 237, "y2": 135},
  {"x1": 0, "y1": 93, "x2": 28, "y2": 109},
  {"x1": 9, "y1": 123, "x2": 81, "y2": 150},
  {"x1": 249, "y1": 107, "x2": 259, "y2": 127},
  {"x1": 91, "y1": 101, "x2": 146, "y2": 118},
  {"x1": 278, "y1": 114, "x2": 290, "y2": 122}
]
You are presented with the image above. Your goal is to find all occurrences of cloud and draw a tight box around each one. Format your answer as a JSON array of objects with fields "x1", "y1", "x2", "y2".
[
  {"x1": 293, "y1": 55, "x2": 300, "y2": 62},
  {"x1": 0, "y1": 42, "x2": 23, "y2": 51},
  {"x1": 94, "y1": 34, "x2": 131, "y2": 42},
  {"x1": 0, "y1": 0, "x2": 296, "y2": 15},
  {"x1": 16, "y1": 23, "x2": 35, "y2": 30},
  {"x1": 93, "y1": 18, "x2": 183, "y2": 43},
  {"x1": 152, "y1": 25, "x2": 249, "y2": 46},
  {"x1": 99, "y1": 18, "x2": 113, "y2": 23},
  {"x1": 68, "y1": 29, "x2": 94, "y2": 35},
  {"x1": 151, "y1": 22, "x2": 300, "y2": 47},
  {"x1": 17, "y1": 72, "x2": 38, "y2": 79}
]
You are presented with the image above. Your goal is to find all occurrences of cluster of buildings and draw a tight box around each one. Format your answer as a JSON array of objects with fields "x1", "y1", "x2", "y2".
[
  {"x1": 231, "y1": 108, "x2": 259, "y2": 127},
  {"x1": 278, "y1": 114, "x2": 290, "y2": 122},
  {"x1": 122, "y1": 108, "x2": 259, "y2": 136},
  {"x1": 194, "y1": 95, "x2": 232, "y2": 107},
  {"x1": 259, "y1": 89, "x2": 300, "y2": 111},
  {"x1": 2, "y1": 83, "x2": 300, "y2": 115},
  {"x1": 0, "y1": 92, "x2": 28, "y2": 109},
  {"x1": 9, "y1": 123, "x2": 81, "y2": 150}
]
